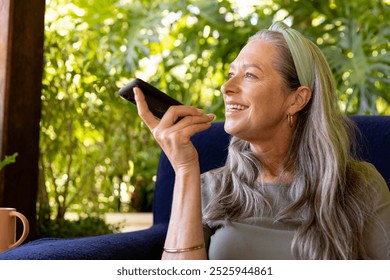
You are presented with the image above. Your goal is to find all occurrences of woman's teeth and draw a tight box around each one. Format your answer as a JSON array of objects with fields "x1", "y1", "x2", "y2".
[{"x1": 226, "y1": 104, "x2": 249, "y2": 111}]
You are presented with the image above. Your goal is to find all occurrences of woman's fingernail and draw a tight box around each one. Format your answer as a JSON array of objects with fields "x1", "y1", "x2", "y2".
[
  {"x1": 197, "y1": 108, "x2": 204, "y2": 113},
  {"x1": 207, "y1": 113, "x2": 216, "y2": 120}
]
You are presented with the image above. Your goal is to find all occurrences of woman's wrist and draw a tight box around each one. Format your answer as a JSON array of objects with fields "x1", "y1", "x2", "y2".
[{"x1": 174, "y1": 160, "x2": 200, "y2": 176}]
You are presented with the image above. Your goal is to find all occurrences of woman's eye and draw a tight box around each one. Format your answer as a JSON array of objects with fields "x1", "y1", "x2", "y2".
[
  {"x1": 244, "y1": 72, "x2": 256, "y2": 78},
  {"x1": 228, "y1": 72, "x2": 234, "y2": 79}
]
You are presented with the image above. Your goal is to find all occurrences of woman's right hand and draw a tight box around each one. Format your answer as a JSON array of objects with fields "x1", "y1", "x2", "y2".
[{"x1": 133, "y1": 87, "x2": 215, "y2": 173}]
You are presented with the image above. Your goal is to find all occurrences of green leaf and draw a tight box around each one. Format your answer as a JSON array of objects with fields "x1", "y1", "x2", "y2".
[{"x1": 0, "y1": 153, "x2": 18, "y2": 170}]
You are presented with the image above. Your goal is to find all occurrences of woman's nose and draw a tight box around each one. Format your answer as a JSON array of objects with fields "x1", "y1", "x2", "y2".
[{"x1": 221, "y1": 78, "x2": 237, "y2": 96}]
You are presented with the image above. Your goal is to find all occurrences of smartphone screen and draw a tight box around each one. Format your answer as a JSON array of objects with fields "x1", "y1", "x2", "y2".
[{"x1": 118, "y1": 78, "x2": 182, "y2": 119}]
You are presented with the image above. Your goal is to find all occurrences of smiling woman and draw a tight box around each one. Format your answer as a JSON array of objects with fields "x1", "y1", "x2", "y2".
[
  {"x1": 134, "y1": 21, "x2": 390, "y2": 260},
  {"x1": 221, "y1": 38, "x2": 311, "y2": 146}
]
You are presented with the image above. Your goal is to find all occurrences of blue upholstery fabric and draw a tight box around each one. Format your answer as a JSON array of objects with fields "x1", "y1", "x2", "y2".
[
  {"x1": 0, "y1": 224, "x2": 167, "y2": 260},
  {"x1": 0, "y1": 116, "x2": 388, "y2": 259},
  {"x1": 349, "y1": 116, "x2": 390, "y2": 187}
]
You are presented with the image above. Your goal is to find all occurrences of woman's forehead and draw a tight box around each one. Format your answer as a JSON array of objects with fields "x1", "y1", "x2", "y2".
[{"x1": 230, "y1": 40, "x2": 278, "y2": 69}]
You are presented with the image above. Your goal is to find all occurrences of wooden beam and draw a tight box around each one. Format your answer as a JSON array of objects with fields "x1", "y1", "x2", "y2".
[
  {"x1": 0, "y1": 0, "x2": 45, "y2": 241},
  {"x1": 0, "y1": 0, "x2": 12, "y2": 157}
]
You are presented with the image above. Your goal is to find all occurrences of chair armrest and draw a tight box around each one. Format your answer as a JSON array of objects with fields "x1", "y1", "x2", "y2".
[{"x1": 0, "y1": 224, "x2": 167, "y2": 260}]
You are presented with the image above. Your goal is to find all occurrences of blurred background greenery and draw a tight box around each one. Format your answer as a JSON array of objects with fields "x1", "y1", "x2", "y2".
[{"x1": 38, "y1": 0, "x2": 389, "y2": 236}]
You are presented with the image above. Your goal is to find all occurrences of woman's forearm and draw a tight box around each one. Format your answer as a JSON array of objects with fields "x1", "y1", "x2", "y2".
[{"x1": 162, "y1": 164, "x2": 207, "y2": 260}]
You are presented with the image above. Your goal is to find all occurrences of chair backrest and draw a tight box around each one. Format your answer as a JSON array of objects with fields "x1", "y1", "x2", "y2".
[
  {"x1": 153, "y1": 116, "x2": 390, "y2": 225},
  {"x1": 349, "y1": 116, "x2": 390, "y2": 188}
]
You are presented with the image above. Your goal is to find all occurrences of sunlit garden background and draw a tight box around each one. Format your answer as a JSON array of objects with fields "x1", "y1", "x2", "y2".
[{"x1": 37, "y1": 0, "x2": 389, "y2": 237}]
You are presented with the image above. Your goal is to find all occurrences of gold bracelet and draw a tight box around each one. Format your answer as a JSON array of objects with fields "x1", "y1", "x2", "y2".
[{"x1": 163, "y1": 243, "x2": 205, "y2": 253}]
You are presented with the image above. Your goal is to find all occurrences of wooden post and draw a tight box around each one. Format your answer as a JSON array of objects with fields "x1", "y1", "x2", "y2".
[{"x1": 0, "y1": 0, "x2": 45, "y2": 241}]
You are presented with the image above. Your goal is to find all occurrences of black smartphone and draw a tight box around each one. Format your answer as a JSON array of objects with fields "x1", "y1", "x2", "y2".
[{"x1": 118, "y1": 78, "x2": 183, "y2": 119}]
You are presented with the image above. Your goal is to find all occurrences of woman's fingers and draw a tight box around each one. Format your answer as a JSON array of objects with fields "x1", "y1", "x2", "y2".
[
  {"x1": 160, "y1": 105, "x2": 213, "y2": 127},
  {"x1": 154, "y1": 114, "x2": 214, "y2": 143},
  {"x1": 169, "y1": 114, "x2": 215, "y2": 136}
]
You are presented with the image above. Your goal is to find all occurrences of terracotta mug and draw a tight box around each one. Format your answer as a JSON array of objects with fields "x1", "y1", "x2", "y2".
[{"x1": 0, "y1": 208, "x2": 29, "y2": 253}]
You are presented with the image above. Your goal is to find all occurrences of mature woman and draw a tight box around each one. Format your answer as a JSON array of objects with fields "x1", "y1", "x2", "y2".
[{"x1": 134, "y1": 21, "x2": 390, "y2": 259}]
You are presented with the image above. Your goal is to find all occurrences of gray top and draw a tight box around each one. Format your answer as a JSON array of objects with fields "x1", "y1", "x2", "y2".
[{"x1": 201, "y1": 166, "x2": 390, "y2": 260}]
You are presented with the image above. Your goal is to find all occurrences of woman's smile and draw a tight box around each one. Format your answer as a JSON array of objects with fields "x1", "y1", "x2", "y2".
[{"x1": 225, "y1": 102, "x2": 249, "y2": 115}]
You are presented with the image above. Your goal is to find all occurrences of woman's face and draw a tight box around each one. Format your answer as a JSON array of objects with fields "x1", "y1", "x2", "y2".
[{"x1": 221, "y1": 39, "x2": 294, "y2": 143}]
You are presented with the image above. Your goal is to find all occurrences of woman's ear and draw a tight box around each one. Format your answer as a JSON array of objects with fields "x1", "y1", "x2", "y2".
[{"x1": 288, "y1": 86, "x2": 312, "y2": 115}]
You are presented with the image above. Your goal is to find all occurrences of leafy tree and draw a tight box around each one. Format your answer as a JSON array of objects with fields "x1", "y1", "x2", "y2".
[
  {"x1": 39, "y1": 0, "x2": 162, "y2": 224},
  {"x1": 39, "y1": 0, "x2": 389, "y2": 235},
  {"x1": 271, "y1": 0, "x2": 390, "y2": 114}
]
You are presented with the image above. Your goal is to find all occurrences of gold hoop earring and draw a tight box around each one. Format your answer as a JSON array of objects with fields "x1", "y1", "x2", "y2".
[{"x1": 288, "y1": 114, "x2": 294, "y2": 128}]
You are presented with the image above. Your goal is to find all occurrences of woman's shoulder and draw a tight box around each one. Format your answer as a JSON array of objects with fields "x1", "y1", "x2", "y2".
[
  {"x1": 348, "y1": 161, "x2": 388, "y2": 189},
  {"x1": 348, "y1": 160, "x2": 390, "y2": 204},
  {"x1": 350, "y1": 161, "x2": 390, "y2": 259}
]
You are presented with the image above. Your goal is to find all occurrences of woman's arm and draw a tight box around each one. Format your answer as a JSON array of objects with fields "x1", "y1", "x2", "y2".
[
  {"x1": 133, "y1": 87, "x2": 213, "y2": 259},
  {"x1": 162, "y1": 164, "x2": 208, "y2": 259}
]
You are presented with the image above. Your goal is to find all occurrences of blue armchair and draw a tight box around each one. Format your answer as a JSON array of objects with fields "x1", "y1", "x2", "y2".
[{"x1": 0, "y1": 115, "x2": 389, "y2": 259}]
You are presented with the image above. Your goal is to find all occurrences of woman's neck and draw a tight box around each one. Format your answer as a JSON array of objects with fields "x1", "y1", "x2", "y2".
[{"x1": 250, "y1": 139, "x2": 293, "y2": 185}]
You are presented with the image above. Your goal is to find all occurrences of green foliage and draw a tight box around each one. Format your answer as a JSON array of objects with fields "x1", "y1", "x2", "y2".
[
  {"x1": 39, "y1": 0, "x2": 389, "y2": 236},
  {"x1": 272, "y1": 0, "x2": 390, "y2": 114},
  {"x1": 38, "y1": 215, "x2": 122, "y2": 238},
  {"x1": 0, "y1": 153, "x2": 18, "y2": 170},
  {"x1": 39, "y1": 0, "x2": 162, "y2": 225}
]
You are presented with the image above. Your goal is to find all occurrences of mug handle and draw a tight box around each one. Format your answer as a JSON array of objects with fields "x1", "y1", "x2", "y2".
[{"x1": 9, "y1": 211, "x2": 30, "y2": 249}]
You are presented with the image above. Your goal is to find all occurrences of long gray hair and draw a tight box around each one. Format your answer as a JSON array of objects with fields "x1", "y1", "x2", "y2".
[{"x1": 203, "y1": 22, "x2": 377, "y2": 259}]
